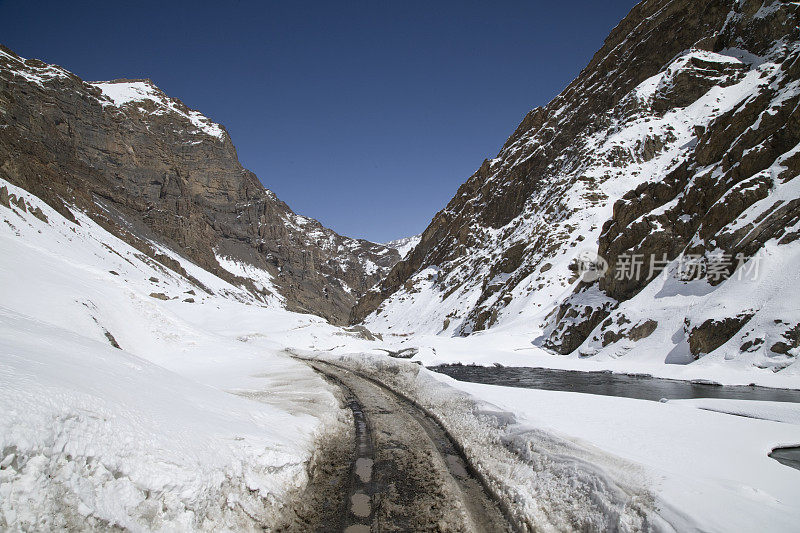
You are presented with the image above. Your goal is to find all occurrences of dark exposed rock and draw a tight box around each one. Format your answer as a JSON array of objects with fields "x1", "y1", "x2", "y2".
[
  {"x1": 10, "y1": 194, "x2": 26, "y2": 213},
  {"x1": 652, "y1": 53, "x2": 746, "y2": 113},
  {"x1": 688, "y1": 314, "x2": 754, "y2": 357},
  {"x1": 149, "y1": 292, "x2": 169, "y2": 301},
  {"x1": 771, "y1": 342, "x2": 791, "y2": 354},
  {"x1": 30, "y1": 205, "x2": 47, "y2": 223},
  {"x1": 601, "y1": 318, "x2": 657, "y2": 347},
  {"x1": 104, "y1": 330, "x2": 121, "y2": 349},
  {"x1": 543, "y1": 288, "x2": 614, "y2": 355},
  {"x1": 771, "y1": 324, "x2": 800, "y2": 354},
  {"x1": 494, "y1": 242, "x2": 527, "y2": 275},
  {"x1": 628, "y1": 319, "x2": 658, "y2": 341}
]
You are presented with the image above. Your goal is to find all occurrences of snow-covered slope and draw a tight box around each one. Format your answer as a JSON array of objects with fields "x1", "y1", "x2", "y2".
[
  {"x1": 93, "y1": 79, "x2": 227, "y2": 139},
  {"x1": 384, "y1": 234, "x2": 422, "y2": 258},
  {"x1": 0, "y1": 177, "x2": 356, "y2": 530},
  {"x1": 352, "y1": 0, "x2": 800, "y2": 379}
]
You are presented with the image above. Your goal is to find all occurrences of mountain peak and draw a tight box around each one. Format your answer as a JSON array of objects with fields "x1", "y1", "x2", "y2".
[
  {"x1": 92, "y1": 78, "x2": 228, "y2": 139},
  {"x1": 0, "y1": 47, "x2": 401, "y2": 324}
]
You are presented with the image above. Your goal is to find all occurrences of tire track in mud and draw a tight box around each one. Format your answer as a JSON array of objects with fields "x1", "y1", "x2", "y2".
[{"x1": 307, "y1": 361, "x2": 512, "y2": 533}]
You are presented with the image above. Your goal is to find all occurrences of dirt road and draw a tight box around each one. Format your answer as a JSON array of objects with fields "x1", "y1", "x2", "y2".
[{"x1": 303, "y1": 361, "x2": 512, "y2": 532}]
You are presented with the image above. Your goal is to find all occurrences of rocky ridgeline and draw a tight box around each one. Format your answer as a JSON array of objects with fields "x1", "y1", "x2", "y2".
[
  {"x1": 0, "y1": 48, "x2": 399, "y2": 323},
  {"x1": 353, "y1": 0, "x2": 800, "y2": 370}
]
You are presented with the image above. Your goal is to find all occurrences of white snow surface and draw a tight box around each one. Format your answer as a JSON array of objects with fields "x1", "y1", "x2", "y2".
[
  {"x1": 667, "y1": 398, "x2": 800, "y2": 425},
  {"x1": 93, "y1": 80, "x2": 226, "y2": 139},
  {"x1": 0, "y1": 178, "x2": 354, "y2": 530},
  {"x1": 3, "y1": 175, "x2": 800, "y2": 530},
  {"x1": 435, "y1": 373, "x2": 800, "y2": 532},
  {"x1": 301, "y1": 351, "x2": 800, "y2": 532},
  {"x1": 384, "y1": 234, "x2": 422, "y2": 258},
  {"x1": 214, "y1": 250, "x2": 284, "y2": 304}
]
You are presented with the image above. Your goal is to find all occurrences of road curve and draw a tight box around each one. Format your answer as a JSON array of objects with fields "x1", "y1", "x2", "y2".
[{"x1": 307, "y1": 360, "x2": 512, "y2": 533}]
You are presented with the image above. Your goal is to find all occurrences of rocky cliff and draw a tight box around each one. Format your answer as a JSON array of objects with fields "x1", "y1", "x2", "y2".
[
  {"x1": 353, "y1": 0, "x2": 800, "y2": 371},
  {"x1": 0, "y1": 48, "x2": 399, "y2": 323}
]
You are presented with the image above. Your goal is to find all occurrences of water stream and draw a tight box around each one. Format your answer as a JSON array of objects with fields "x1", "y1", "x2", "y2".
[{"x1": 429, "y1": 365, "x2": 800, "y2": 403}]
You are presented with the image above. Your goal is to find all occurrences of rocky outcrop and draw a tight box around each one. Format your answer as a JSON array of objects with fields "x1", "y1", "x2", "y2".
[
  {"x1": 651, "y1": 53, "x2": 746, "y2": 113},
  {"x1": 688, "y1": 314, "x2": 754, "y2": 357},
  {"x1": 558, "y1": 3, "x2": 800, "y2": 358},
  {"x1": 0, "y1": 47, "x2": 399, "y2": 323},
  {"x1": 352, "y1": 0, "x2": 800, "y2": 371}
]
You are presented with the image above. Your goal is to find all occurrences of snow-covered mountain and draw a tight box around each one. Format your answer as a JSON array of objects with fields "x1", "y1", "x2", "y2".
[
  {"x1": 384, "y1": 234, "x2": 422, "y2": 258},
  {"x1": 352, "y1": 0, "x2": 800, "y2": 373},
  {"x1": 0, "y1": 47, "x2": 400, "y2": 324}
]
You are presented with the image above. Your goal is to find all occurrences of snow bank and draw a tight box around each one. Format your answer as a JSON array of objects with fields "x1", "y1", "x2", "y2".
[
  {"x1": 0, "y1": 310, "x2": 311, "y2": 530},
  {"x1": 298, "y1": 351, "x2": 670, "y2": 532},
  {"x1": 301, "y1": 351, "x2": 800, "y2": 532},
  {"x1": 439, "y1": 379, "x2": 800, "y2": 533},
  {"x1": 358, "y1": 327, "x2": 800, "y2": 389},
  {"x1": 666, "y1": 398, "x2": 800, "y2": 425},
  {"x1": 0, "y1": 178, "x2": 344, "y2": 530}
]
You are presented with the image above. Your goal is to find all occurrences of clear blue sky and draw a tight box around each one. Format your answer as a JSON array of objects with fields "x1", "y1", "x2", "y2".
[{"x1": 0, "y1": 0, "x2": 638, "y2": 242}]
